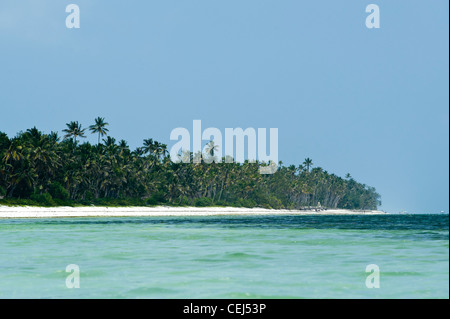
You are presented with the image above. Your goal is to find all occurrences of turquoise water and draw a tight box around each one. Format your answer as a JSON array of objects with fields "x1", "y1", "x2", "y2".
[{"x1": 0, "y1": 214, "x2": 448, "y2": 298}]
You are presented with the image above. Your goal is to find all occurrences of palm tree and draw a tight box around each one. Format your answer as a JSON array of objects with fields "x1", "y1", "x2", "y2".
[
  {"x1": 29, "y1": 135, "x2": 60, "y2": 192},
  {"x1": 3, "y1": 141, "x2": 23, "y2": 164},
  {"x1": 204, "y1": 140, "x2": 219, "y2": 163},
  {"x1": 0, "y1": 123, "x2": 382, "y2": 211},
  {"x1": 63, "y1": 121, "x2": 86, "y2": 145},
  {"x1": 179, "y1": 149, "x2": 192, "y2": 163},
  {"x1": 26, "y1": 127, "x2": 42, "y2": 143},
  {"x1": 48, "y1": 131, "x2": 60, "y2": 143},
  {"x1": 157, "y1": 143, "x2": 168, "y2": 160},
  {"x1": 303, "y1": 158, "x2": 313, "y2": 172},
  {"x1": 103, "y1": 136, "x2": 116, "y2": 147},
  {"x1": 133, "y1": 147, "x2": 145, "y2": 157},
  {"x1": 142, "y1": 139, "x2": 155, "y2": 155},
  {"x1": 205, "y1": 140, "x2": 219, "y2": 157},
  {"x1": 89, "y1": 117, "x2": 109, "y2": 145}
]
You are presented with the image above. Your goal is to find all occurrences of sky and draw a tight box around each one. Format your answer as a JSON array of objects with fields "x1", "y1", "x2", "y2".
[{"x1": 0, "y1": 0, "x2": 448, "y2": 214}]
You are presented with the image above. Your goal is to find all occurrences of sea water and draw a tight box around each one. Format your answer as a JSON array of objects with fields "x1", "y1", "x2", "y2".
[{"x1": 0, "y1": 214, "x2": 448, "y2": 298}]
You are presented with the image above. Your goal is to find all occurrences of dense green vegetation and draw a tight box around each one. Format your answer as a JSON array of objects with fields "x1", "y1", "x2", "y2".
[{"x1": 0, "y1": 119, "x2": 381, "y2": 209}]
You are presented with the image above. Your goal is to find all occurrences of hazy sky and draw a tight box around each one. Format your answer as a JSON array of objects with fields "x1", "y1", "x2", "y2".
[{"x1": 0, "y1": 1, "x2": 448, "y2": 213}]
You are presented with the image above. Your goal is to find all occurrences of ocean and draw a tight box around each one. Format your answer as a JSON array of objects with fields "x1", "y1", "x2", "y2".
[{"x1": 0, "y1": 214, "x2": 448, "y2": 298}]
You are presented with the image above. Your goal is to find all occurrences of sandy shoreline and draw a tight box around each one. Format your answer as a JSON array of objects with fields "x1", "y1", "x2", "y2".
[{"x1": 0, "y1": 205, "x2": 387, "y2": 218}]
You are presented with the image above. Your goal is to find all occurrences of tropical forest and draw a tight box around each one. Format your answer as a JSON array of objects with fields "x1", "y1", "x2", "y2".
[{"x1": 0, "y1": 118, "x2": 381, "y2": 209}]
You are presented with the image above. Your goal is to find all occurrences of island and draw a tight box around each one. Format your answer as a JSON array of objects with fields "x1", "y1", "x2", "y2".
[{"x1": 0, "y1": 119, "x2": 382, "y2": 217}]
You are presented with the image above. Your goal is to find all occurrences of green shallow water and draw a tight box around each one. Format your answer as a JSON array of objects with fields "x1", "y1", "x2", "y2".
[{"x1": 0, "y1": 214, "x2": 448, "y2": 298}]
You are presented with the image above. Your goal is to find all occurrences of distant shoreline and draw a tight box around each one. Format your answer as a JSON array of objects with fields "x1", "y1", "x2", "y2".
[{"x1": 0, "y1": 205, "x2": 387, "y2": 219}]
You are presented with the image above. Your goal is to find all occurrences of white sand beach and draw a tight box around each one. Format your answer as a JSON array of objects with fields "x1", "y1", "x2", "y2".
[{"x1": 0, "y1": 205, "x2": 387, "y2": 218}]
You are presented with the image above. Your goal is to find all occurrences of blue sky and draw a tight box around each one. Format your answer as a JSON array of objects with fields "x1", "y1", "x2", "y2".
[{"x1": 0, "y1": 1, "x2": 448, "y2": 213}]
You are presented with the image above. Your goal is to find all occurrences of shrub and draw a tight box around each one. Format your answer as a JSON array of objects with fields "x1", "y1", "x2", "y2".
[
  {"x1": 194, "y1": 197, "x2": 213, "y2": 207},
  {"x1": 236, "y1": 198, "x2": 257, "y2": 208},
  {"x1": 268, "y1": 196, "x2": 283, "y2": 209},
  {"x1": 214, "y1": 200, "x2": 228, "y2": 207},
  {"x1": 30, "y1": 192, "x2": 56, "y2": 206},
  {"x1": 48, "y1": 182, "x2": 70, "y2": 200},
  {"x1": 146, "y1": 198, "x2": 156, "y2": 206},
  {"x1": 178, "y1": 196, "x2": 191, "y2": 206},
  {"x1": 0, "y1": 186, "x2": 6, "y2": 198},
  {"x1": 147, "y1": 192, "x2": 166, "y2": 206},
  {"x1": 84, "y1": 191, "x2": 95, "y2": 201}
]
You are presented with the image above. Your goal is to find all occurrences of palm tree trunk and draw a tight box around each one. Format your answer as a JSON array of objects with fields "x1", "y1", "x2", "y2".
[
  {"x1": 7, "y1": 184, "x2": 17, "y2": 198},
  {"x1": 218, "y1": 169, "x2": 228, "y2": 201}
]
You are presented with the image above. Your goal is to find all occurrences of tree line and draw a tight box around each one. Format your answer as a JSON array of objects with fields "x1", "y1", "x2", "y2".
[{"x1": 0, "y1": 118, "x2": 381, "y2": 209}]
